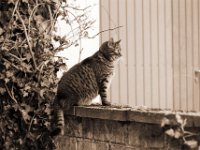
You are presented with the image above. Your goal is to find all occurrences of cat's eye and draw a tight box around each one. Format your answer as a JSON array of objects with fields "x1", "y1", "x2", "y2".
[{"x1": 107, "y1": 41, "x2": 114, "y2": 48}]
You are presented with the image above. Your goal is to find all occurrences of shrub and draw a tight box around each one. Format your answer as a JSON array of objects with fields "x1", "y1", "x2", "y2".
[{"x1": 0, "y1": 0, "x2": 94, "y2": 149}]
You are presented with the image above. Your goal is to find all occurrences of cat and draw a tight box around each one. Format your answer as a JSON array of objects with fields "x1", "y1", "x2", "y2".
[{"x1": 51, "y1": 38, "x2": 122, "y2": 136}]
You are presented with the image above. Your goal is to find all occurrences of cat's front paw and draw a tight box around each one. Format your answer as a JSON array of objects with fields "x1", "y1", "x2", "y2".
[{"x1": 102, "y1": 100, "x2": 111, "y2": 106}]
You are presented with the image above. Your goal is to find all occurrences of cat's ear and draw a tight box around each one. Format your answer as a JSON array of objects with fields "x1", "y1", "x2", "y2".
[
  {"x1": 115, "y1": 39, "x2": 121, "y2": 44},
  {"x1": 107, "y1": 37, "x2": 114, "y2": 48},
  {"x1": 109, "y1": 37, "x2": 114, "y2": 42}
]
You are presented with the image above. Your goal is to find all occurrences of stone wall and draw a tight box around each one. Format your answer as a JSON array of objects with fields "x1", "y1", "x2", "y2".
[{"x1": 55, "y1": 106, "x2": 200, "y2": 150}]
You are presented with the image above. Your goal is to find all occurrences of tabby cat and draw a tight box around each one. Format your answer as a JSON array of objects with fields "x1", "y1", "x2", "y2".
[{"x1": 52, "y1": 38, "x2": 122, "y2": 136}]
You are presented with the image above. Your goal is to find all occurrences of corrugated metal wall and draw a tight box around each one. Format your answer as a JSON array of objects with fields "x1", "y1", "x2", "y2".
[{"x1": 100, "y1": 0, "x2": 200, "y2": 111}]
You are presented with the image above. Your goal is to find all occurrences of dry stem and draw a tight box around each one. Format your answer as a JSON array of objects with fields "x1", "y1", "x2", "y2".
[
  {"x1": 16, "y1": 10, "x2": 37, "y2": 70},
  {"x1": 88, "y1": 26, "x2": 123, "y2": 39},
  {"x1": 4, "y1": 83, "x2": 18, "y2": 104}
]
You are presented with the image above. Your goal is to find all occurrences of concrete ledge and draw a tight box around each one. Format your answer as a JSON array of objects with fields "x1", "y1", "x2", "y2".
[{"x1": 66, "y1": 106, "x2": 200, "y2": 127}]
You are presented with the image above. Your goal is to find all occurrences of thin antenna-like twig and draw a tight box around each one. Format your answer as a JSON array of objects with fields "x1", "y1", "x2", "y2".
[{"x1": 87, "y1": 26, "x2": 123, "y2": 39}]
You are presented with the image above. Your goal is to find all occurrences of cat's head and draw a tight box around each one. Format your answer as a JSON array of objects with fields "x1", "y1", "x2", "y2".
[{"x1": 99, "y1": 38, "x2": 122, "y2": 61}]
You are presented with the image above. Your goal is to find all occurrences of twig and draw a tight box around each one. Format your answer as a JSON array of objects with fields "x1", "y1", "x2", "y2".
[
  {"x1": 184, "y1": 131, "x2": 200, "y2": 138},
  {"x1": 28, "y1": 3, "x2": 43, "y2": 34},
  {"x1": 37, "y1": 60, "x2": 50, "y2": 82},
  {"x1": 54, "y1": 42, "x2": 74, "y2": 51},
  {"x1": 47, "y1": 5, "x2": 53, "y2": 33},
  {"x1": 62, "y1": 9, "x2": 88, "y2": 63},
  {"x1": 16, "y1": 10, "x2": 37, "y2": 70},
  {"x1": 87, "y1": 26, "x2": 123, "y2": 39},
  {"x1": 23, "y1": 113, "x2": 36, "y2": 142},
  {"x1": 12, "y1": 0, "x2": 19, "y2": 18},
  {"x1": 2, "y1": 57, "x2": 33, "y2": 74},
  {"x1": 8, "y1": 53, "x2": 23, "y2": 62},
  {"x1": 78, "y1": 35, "x2": 82, "y2": 62},
  {"x1": 47, "y1": 3, "x2": 62, "y2": 35},
  {"x1": 56, "y1": 39, "x2": 77, "y2": 51},
  {"x1": 28, "y1": 114, "x2": 36, "y2": 134},
  {"x1": 64, "y1": 5, "x2": 92, "y2": 11},
  {"x1": 2, "y1": 58, "x2": 20, "y2": 70},
  {"x1": 4, "y1": 83, "x2": 18, "y2": 104}
]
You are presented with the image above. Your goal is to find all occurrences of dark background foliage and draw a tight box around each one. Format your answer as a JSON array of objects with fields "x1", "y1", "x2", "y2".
[{"x1": 0, "y1": 0, "x2": 94, "y2": 149}]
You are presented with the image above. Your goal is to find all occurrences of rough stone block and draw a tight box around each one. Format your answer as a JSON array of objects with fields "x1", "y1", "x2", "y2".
[
  {"x1": 82, "y1": 118, "x2": 94, "y2": 139},
  {"x1": 64, "y1": 116, "x2": 82, "y2": 137},
  {"x1": 94, "y1": 141, "x2": 109, "y2": 150},
  {"x1": 165, "y1": 136, "x2": 183, "y2": 150},
  {"x1": 128, "y1": 123, "x2": 143, "y2": 146},
  {"x1": 110, "y1": 121, "x2": 128, "y2": 144},
  {"x1": 77, "y1": 139, "x2": 94, "y2": 150},
  {"x1": 76, "y1": 139, "x2": 109, "y2": 150},
  {"x1": 56, "y1": 136, "x2": 77, "y2": 150},
  {"x1": 93, "y1": 119, "x2": 112, "y2": 142},
  {"x1": 128, "y1": 122, "x2": 164, "y2": 148},
  {"x1": 110, "y1": 143, "x2": 126, "y2": 150},
  {"x1": 110, "y1": 144, "x2": 143, "y2": 150},
  {"x1": 142, "y1": 124, "x2": 164, "y2": 148}
]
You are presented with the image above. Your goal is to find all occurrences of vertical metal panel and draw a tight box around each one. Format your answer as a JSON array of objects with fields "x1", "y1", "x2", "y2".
[
  {"x1": 118, "y1": 0, "x2": 128, "y2": 104},
  {"x1": 135, "y1": 0, "x2": 144, "y2": 106},
  {"x1": 193, "y1": 0, "x2": 200, "y2": 111},
  {"x1": 199, "y1": 0, "x2": 200, "y2": 111},
  {"x1": 179, "y1": 0, "x2": 187, "y2": 110},
  {"x1": 158, "y1": 0, "x2": 167, "y2": 109},
  {"x1": 127, "y1": 0, "x2": 136, "y2": 106},
  {"x1": 186, "y1": 0, "x2": 194, "y2": 111},
  {"x1": 99, "y1": 0, "x2": 200, "y2": 111},
  {"x1": 143, "y1": 0, "x2": 152, "y2": 107},
  {"x1": 165, "y1": 0, "x2": 173, "y2": 109},
  {"x1": 172, "y1": 0, "x2": 181, "y2": 110},
  {"x1": 151, "y1": 0, "x2": 160, "y2": 108}
]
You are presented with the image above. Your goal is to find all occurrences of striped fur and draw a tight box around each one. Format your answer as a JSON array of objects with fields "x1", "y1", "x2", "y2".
[{"x1": 52, "y1": 38, "x2": 122, "y2": 136}]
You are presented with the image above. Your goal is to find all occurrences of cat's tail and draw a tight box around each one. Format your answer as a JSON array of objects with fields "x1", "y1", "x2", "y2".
[{"x1": 50, "y1": 97, "x2": 65, "y2": 137}]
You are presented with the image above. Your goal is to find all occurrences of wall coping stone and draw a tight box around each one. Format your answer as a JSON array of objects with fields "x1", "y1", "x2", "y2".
[{"x1": 66, "y1": 106, "x2": 200, "y2": 127}]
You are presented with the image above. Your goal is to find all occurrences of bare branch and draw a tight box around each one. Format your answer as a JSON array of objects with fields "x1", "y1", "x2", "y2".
[
  {"x1": 64, "y1": 5, "x2": 92, "y2": 11},
  {"x1": 2, "y1": 58, "x2": 21, "y2": 71},
  {"x1": 4, "y1": 83, "x2": 18, "y2": 104},
  {"x1": 47, "y1": 5, "x2": 53, "y2": 33},
  {"x1": 12, "y1": 0, "x2": 19, "y2": 18},
  {"x1": 28, "y1": 3, "x2": 43, "y2": 34},
  {"x1": 88, "y1": 26, "x2": 123, "y2": 39},
  {"x1": 16, "y1": 10, "x2": 37, "y2": 70},
  {"x1": 23, "y1": 113, "x2": 36, "y2": 143}
]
